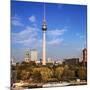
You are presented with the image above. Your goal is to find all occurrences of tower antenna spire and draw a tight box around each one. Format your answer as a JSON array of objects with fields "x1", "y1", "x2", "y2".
[{"x1": 44, "y1": 2, "x2": 46, "y2": 21}]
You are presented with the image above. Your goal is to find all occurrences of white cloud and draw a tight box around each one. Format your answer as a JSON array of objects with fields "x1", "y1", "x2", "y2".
[
  {"x1": 46, "y1": 28, "x2": 67, "y2": 46},
  {"x1": 47, "y1": 29, "x2": 67, "y2": 37},
  {"x1": 12, "y1": 25, "x2": 67, "y2": 48},
  {"x1": 29, "y1": 15, "x2": 36, "y2": 22},
  {"x1": 11, "y1": 15, "x2": 39, "y2": 48},
  {"x1": 12, "y1": 26, "x2": 38, "y2": 47},
  {"x1": 17, "y1": 37, "x2": 36, "y2": 45},
  {"x1": 80, "y1": 35, "x2": 84, "y2": 39},
  {"x1": 76, "y1": 33, "x2": 84, "y2": 39},
  {"x1": 11, "y1": 15, "x2": 24, "y2": 26},
  {"x1": 47, "y1": 38, "x2": 63, "y2": 46},
  {"x1": 12, "y1": 20, "x2": 24, "y2": 26}
]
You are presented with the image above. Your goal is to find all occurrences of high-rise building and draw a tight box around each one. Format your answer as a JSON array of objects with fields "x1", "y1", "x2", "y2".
[
  {"x1": 30, "y1": 49, "x2": 38, "y2": 63},
  {"x1": 63, "y1": 58, "x2": 79, "y2": 65},
  {"x1": 42, "y1": 3, "x2": 47, "y2": 65},
  {"x1": 83, "y1": 48, "x2": 87, "y2": 63},
  {"x1": 24, "y1": 50, "x2": 30, "y2": 62},
  {"x1": 24, "y1": 49, "x2": 38, "y2": 63}
]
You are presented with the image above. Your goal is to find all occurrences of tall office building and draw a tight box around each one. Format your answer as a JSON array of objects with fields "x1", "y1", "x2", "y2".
[
  {"x1": 24, "y1": 50, "x2": 30, "y2": 62},
  {"x1": 30, "y1": 49, "x2": 38, "y2": 63},
  {"x1": 42, "y1": 3, "x2": 47, "y2": 65},
  {"x1": 83, "y1": 48, "x2": 87, "y2": 63},
  {"x1": 24, "y1": 49, "x2": 38, "y2": 63}
]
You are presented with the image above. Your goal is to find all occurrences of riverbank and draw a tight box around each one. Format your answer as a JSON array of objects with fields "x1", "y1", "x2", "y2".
[{"x1": 11, "y1": 81, "x2": 87, "y2": 89}]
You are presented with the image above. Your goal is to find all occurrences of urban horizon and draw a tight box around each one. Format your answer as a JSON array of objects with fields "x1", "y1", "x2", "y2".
[
  {"x1": 11, "y1": 1, "x2": 87, "y2": 89},
  {"x1": 11, "y1": 1, "x2": 87, "y2": 62}
]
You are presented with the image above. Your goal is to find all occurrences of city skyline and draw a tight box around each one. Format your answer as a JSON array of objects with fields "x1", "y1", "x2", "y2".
[{"x1": 11, "y1": 1, "x2": 87, "y2": 62}]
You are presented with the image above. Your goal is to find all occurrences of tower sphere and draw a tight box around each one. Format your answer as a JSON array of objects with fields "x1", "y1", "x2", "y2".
[{"x1": 42, "y1": 21, "x2": 47, "y2": 31}]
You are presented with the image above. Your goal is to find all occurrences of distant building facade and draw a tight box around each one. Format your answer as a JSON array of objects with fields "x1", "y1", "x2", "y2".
[
  {"x1": 55, "y1": 60, "x2": 62, "y2": 64},
  {"x1": 11, "y1": 58, "x2": 16, "y2": 66},
  {"x1": 24, "y1": 49, "x2": 38, "y2": 63},
  {"x1": 83, "y1": 48, "x2": 87, "y2": 63},
  {"x1": 47, "y1": 58, "x2": 54, "y2": 64},
  {"x1": 63, "y1": 58, "x2": 79, "y2": 65},
  {"x1": 30, "y1": 49, "x2": 38, "y2": 63},
  {"x1": 24, "y1": 50, "x2": 30, "y2": 62}
]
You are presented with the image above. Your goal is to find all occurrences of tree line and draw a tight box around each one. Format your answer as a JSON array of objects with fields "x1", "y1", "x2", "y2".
[{"x1": 11, "y1": 61, "x2": 87, "y2": 83}]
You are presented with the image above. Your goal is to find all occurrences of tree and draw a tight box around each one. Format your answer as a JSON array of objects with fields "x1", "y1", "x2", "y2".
[
  {"x1": 55, "y1": 66, "x2": 64, "y2": 81},
  {"x1": 62, "y1": 65, "x2": 75, "y2": 81},
  {"x1": 78, "y1": 66, "x2": 87, "y2": 80},
  {"x1": 20, "y1": 70, "x2": 30, "y2": 80},
  {"x1": 40, "y1": 67, "x2": 53, "y2": 82},
  {"x1": 32, "y1": 70, "x2": 42, "y2": 82},
  {"x1": 17, "y1": 70, "x2": 22, "y2": 80},
  {"x1": 32, "y1": 67, "x2": 53, "y2": 82}
]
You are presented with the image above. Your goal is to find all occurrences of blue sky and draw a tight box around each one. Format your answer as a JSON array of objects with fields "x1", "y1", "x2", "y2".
[{"x1": 11, "y1": 1, "x2": 87, "y2": 62}]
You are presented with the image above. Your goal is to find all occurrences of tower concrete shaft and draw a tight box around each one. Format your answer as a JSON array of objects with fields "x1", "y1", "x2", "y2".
[
  {"x1": 42, "y1": 3, "x2": 47, "y2": 65},
  {"x1": 42, "y1": 31, "x2": 46, "y2": 65}
]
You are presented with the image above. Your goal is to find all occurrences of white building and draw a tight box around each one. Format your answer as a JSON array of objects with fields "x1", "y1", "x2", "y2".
[
  {"x1": 24, "y1": 49, "x2": 38, "y2": 63},
  {"x1": 11, "y1": 58, "x2": 16, "y2": 66},
  {"x1": 30, "y1": 49, "x2": 38, "y2": 63},
  {"x1": 24, "y1": 50, "x2": 30, "y2": 62},
  {"x1": 47, "y1": 58, "x2": 54, "y2": 64},
  {"x1": 55, "y1": 60, "x2": 63, "y2": 64}
]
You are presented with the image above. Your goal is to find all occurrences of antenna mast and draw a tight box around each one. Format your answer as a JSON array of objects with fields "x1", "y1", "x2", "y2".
[{"x1": 44, "y1": 2, "x2": 46, "y2": 21}]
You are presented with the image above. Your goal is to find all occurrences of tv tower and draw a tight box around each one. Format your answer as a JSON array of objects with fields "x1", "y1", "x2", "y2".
[{"x1": 42, "y1": 3, "x2": 47, "y2": 65}]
